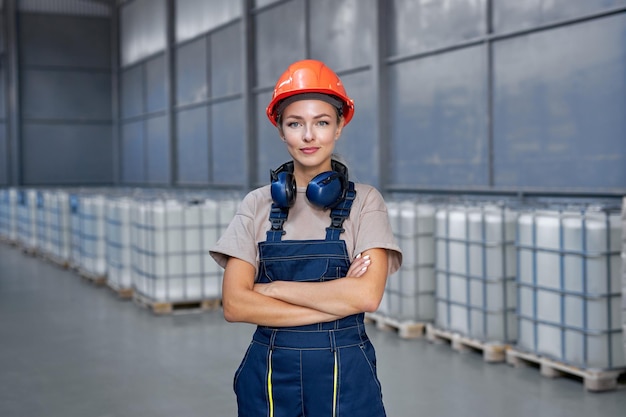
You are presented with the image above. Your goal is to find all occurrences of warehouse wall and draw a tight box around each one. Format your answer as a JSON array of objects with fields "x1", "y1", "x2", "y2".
[
  {"x1": 0, "y1": 0, "x2": 113, "y2": 186},
  {"x1": 0, "y1": 12, "x2": 6, "y2": 186},
  {"x1": 117, "y1": 0, "x2": 626, "y2": 195},
  {"x1": 0, "y1": 0, "x2": 624, "y2": 195}
]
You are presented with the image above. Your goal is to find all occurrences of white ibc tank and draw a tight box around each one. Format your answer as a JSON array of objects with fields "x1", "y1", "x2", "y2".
[
  {"x1": 0, "y1": 188, "x2": 18, "y2": 242},
  {"x1": 79, "y1": 195, "x2": 108, "y2": 276},
  {"x1": 435, "y1": 204, "x2": 518, "y2": 343},
  {"x1": 131, "y1": 196, "x2": 238, "y2": 302},
  {"x1": 47, "y1": 191, "x2": 71, "y2": 262},
  {"x1": 517, "y1": 207, "x2": 624, "y2": 370},
  {"x1": 383, "y1": 200, "x2": 436, "y2": 321},
  {"x1": 69, "y1": 194, "x2": 82, "y2": 268},
  {"x1": 16, "y1": 189, "x2": 38, "y2": 251},
  {"x1": 106, "y1": 197, "x2": 134, "y2": 290}
]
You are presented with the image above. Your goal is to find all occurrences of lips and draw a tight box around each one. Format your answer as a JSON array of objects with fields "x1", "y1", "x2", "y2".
[{"x1": 300, "y1": 147, "x2": 319, "y2": 154}]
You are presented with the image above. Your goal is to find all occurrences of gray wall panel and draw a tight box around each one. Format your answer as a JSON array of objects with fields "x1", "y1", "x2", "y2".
[
  {"x1": 22, "y1": 124, "x2": 113, "y2": 185},
  {"x1": 389, "y1": 46, "x2": 488, "y2": 187},
  {"x1": 145, "y1": 54, "x2": 167, "y2": 113},
  {"x1": 494, "y1": 0, "x2": 626, "y2": 33},
  {"x1": 211, "y1": 100, "x2": 245, "y2": 185},
  {"x1": 256, "y1": 92, "x2": 289, "y2": 182},
  {"x1": 210, "y1": 23, "x2": 242, "y2": 98},
  {"x1": 176, "y1": 0, "x2": 241, "y2": 43},
  {"x1": 176, "y1": 37, "x2": 208, "y2": 105},
  {"x1": 121, "y1": 66, "x2": 143, "y2": 119},
  {"x1": 19, "y1": 14, "x2": 110, "y2": 68},
  {"x1": 254, "y1": 0, "x2": 305, "y2": 87},
  {"x1": 146, "y1": 115, "x2": 170, "y2": 184},
  {"x1": 17, "y1": 11, "x2": 113, "y2": 186},
  {"x1": 0, "y1": 66, "x2": 5, "y2": 118},
  {"x1": 177, "y1": 106, "x2": 209, "y2": 184},
  {"x1": 493, "y1": 14, "x2": 626, "y2": 189},
  {"x1": 121, "y1": 121, "x2": 145, "y2": 183},
  {"x1": 389, "y1": 0, "x2": 486, "y2": 56},
  {"x1": 22, "y1": 70, "x2": 111, "y2": 120},
  {"x1": 254, "y1": 0, "x2": 281, "y2": 8},
  {"x1": 309, "y1": 0, "x2": 374, "y2": 71},
  {"x1": 0, "y1": 124, "x2": 6, "y2": 184},
  {"x1": 335, "y1": 70, "x2": 379, "y2": 188},
  {"x1": 120, "y1": 0, "x2": 166, "y2": 66}
]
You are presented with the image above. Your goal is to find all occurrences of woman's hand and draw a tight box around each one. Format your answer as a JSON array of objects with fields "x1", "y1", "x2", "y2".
[{"x1": 346, "y1": 253, "x2": 371, "y2": 278}]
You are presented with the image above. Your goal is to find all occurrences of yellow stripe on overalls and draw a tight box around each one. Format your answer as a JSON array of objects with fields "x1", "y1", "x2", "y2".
[
  {"x1": 332, "y1": 351, "x2": 338, "y2": 417},
  {"x1": 268, "y1": 350, "x2": 274, "y2": 417}
]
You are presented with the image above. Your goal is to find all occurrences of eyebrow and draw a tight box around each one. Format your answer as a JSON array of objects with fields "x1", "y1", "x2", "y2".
[{"x1": 283, "y1": 113, "x2": 333, "y2": 120}]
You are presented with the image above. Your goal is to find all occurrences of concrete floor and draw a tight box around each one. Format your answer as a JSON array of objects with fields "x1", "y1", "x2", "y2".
[{"x1": 0, "y1": 243, "x2": 624, "y2": 417}]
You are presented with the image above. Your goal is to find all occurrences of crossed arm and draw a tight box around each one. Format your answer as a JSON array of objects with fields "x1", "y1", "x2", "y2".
[{"x1": 221, "y1": 248, "x2": 388, "y2": 327}]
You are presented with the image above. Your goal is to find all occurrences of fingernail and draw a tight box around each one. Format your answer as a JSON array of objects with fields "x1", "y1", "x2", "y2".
[
  {"x1": 363, "y1": 255, "x2": 370, "y2": 260},
  {"x1": 361, "y1": 266, "x2": 368, "y2": 271},
  {"x1": 356, "y1": 253, "x2": 362, "y2": 259},
  {"x1": 364, "y1": 260, "x2": 371, "y2": 265}
]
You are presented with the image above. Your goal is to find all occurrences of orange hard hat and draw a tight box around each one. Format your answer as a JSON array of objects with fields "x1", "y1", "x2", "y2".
[{"x1": 266, "y1": 59, "x2": 355, "y2": 126}]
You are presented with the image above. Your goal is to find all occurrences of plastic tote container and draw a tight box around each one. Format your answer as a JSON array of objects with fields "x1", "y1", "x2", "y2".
[
  {"x1": 46, "y1": 190, "x2": 72, "y2": 263},
  {"x1": 435, "y1": 203, "x2": 518, "y2": 343},
  {"x1": 517, "y1": 206, "x2": 624, "y2": 370},
  {"x1": 0, "y1": 188, "x2": 18, "y2": 242},
  {"x1": 106, "y1": 197, "x2": 134, "y2": 291},
  {"x1": 131, "y1": 196, "x2": 238, "y2": 302},
  {"x1": 69, "y1": 193, "x2": 82, "y2": 268},
  {"x1": 16, "y1": 189, "x2": 38, "y2": 252},
  {"x1": 382, "y1": 200, "x2": 436, "y2": 321},
  {"x1": 79, "y1": 194, "x2": 108, "y2": 277}
]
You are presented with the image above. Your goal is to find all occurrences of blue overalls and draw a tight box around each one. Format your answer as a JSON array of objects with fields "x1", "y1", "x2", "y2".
[{"x1": 233, "y1": 183, "x2": 386, "y2": 417}]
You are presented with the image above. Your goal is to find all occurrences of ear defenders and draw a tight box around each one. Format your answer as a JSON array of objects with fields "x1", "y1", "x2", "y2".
[{"x1": 270, "y1": 160, "x2": 349, "y2": 209}]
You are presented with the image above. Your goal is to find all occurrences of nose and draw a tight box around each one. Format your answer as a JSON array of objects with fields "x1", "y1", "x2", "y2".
[{"x1": 303, "y1": 124, "x2": 314, "y2": 142}]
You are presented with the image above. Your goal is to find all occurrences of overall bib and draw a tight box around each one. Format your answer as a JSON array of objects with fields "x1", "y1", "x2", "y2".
[{"x1": 233, "y1": 183, "x2": 386, "y2": 417}]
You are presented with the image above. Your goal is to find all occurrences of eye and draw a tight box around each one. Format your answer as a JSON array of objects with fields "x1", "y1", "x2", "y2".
[
  {"x1": 286, "y1": 121, "x2": 301, "y2": 128},
  {"x1": 317, "y1": 120, "x2": 330, "y2": 127}
]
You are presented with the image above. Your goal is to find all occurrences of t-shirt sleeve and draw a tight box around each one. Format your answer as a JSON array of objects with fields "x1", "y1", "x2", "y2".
[
  {"x1": 209, "y1": 192, "x2": 258, "y2": 271},
  {"x1": 353, "y1": 186, "x2": 403, "y2": 275}
]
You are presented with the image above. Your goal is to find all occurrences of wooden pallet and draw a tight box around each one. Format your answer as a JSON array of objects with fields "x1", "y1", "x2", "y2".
[
  {"x1": 21, "y1": 246, "x2": 38, "y2": 257},
  {"x1": 506, "y1": 348, "x2": 626, "y2": 392},
  {"x1": 77, "y1": 268, "x2": 107, "y2": 286},
  {"x1": 106, "y1": 282, "x2": 134, "y2": 299},
  {"x1": 425, "y1": 324, "x2": 510, "y2": 363},
  {"x1": 42, "y1": 253, "x2": 70, "y2": 269},
  {"x1": 133, "y1": 293, "x2": 221, "y2": 315},
  {"x1": 365, "y1": 312, "x2": 427, "y2": 339},
  {"x1": 0, "y1": 236, "x2": 18, "y2": 246}
]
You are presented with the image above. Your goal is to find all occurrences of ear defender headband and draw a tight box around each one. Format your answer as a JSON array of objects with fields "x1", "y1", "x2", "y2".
[{"x1": 270, "y1": 160, "x2": 349, "y2": 209}]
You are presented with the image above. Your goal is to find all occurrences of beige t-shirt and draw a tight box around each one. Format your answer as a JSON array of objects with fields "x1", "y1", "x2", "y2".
[{"x1": 210, "y1": 183, "x2": 402, "y2": 276}]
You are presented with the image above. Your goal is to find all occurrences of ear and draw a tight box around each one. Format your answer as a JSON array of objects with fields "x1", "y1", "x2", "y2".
[
  {"x1": 277, "y1": 125, "x2": 285, "y2": 141},
  {"x1": 334, "y1": 117, "x2": 345, "y2": 140}
]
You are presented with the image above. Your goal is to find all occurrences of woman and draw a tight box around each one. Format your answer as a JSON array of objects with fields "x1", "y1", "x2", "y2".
[{"x1": 210, "y1": 59, "x2": 402, "y2": 417}]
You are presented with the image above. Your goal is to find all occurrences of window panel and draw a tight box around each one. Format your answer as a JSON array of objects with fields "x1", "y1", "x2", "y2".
[
  {"x1": 388, "y1": 0, "x2": 486, "y2": 57},
  {"x1": 389, "y1": 47, "x2": 488, "y2": 187},
  {"x1": 176, "y1": 0, "x2": 241, "y2": 42},
  {"x1": 176, "y1": 106, "x2": 209, "y2": 184},
  {"x1": 493, "y1": 0, "x2": 626, "y2": 33},
  {"x1": 211, "y1": 100, "x2": 245, "y2": 185},
  {"x1": 254, "y1": 0, "x2": 306, "y2": 88},
  {"x1": 309, "y1": 0, "x2": 374, "y2": 71},
  {"x1": 176, "y1": 37, "x2": 208, "y2": 105},
  {"x1": 493, "y1": 15, "x2": 626, "y2": 189}
]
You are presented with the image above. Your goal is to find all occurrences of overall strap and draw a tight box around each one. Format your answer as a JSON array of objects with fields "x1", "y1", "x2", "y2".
[
  {"x1": 325, "y1": 181, "x2": 356, "y2": 241},
  {"x1": 266, "y1": 203, "x2": 288, "y2": 242}
]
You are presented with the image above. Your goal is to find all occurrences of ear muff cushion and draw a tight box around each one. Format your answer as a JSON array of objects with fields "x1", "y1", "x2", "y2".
[
  {"x1": 271, "y1": 171, "x2": 296, "y2": 208},
  {"x1": 306, "y1": 171, "x2": 347, "y2": 209}
]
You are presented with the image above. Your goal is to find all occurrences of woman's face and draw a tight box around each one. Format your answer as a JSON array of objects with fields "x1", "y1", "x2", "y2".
[{"x1": 279, "y1": 99, "x2": 344, "y2": 183}]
